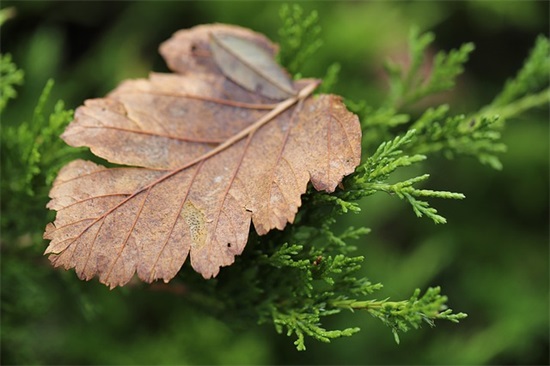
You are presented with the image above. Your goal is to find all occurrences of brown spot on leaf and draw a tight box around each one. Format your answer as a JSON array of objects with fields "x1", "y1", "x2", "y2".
[{"x1": 182, "y1": 201, "x2": 207, "y2": 249}]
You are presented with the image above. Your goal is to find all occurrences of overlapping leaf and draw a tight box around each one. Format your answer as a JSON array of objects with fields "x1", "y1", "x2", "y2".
[{"x1": 44, "y1": 24, "x2": 362, "y2": 288}]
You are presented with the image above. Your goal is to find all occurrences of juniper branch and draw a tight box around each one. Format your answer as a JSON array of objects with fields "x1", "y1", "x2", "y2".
[
  {"x1": 330, "y1": 287, "x2": 467, "y2": 344},
  {"x1": 277, "y1": 3, "x2": 322, "y2": 76},
  {"x1": 385, "y1": 28, "x2": 474, "y2": 108},
  {"x1": 404, "y1": 36, "x2": 549, "y2": 169},
  {"x1": 490, "y1": 35, "x2": 550, "y2": 108},
  {"x1": 0, "y1": 53, "x2": 24, "y2": 113},
  {"x1": 325, "y1": 130, "x2": 465, "y2": 224}
]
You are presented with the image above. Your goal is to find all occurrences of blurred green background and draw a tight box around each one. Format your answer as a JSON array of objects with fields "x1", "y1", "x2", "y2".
[{"x1": 1, "y1": 1, "x2": 548, "y2": 364}]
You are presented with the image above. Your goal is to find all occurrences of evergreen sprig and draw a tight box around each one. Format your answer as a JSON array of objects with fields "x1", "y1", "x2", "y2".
[
  {"x1": 0, "y1": 53, "x2": 24, "y2": 114},
  {"x1": 351, "y1": 30, "x2": 476, "y2": 154},
  {"x1": 356, "y1": 33, "x2": 549, "y2": 172},
  {"x1": 272, "y1": 308, "x2": 360, "y2": 351},
  {"x1": 330, "y1": 287, "x2": 467, "y2": 344},
  {"x1": 408, "y1": 106, "x2": 507, "y2": 170},
  {"x1": 1, "y1": 79, "x2": 76, "y2": 197},
  {"x1": 259, "y1": 240, "x2": 367, "y2": 351},
  {"x1": 385, "y1": 27, "x2": 475, "y2": 108},
  {"x1": 478, "y1": 35, "x2": 550, "y2": 126},
  {"x1": 277, "y1": 3, "x2": 323, "y2": 77},
  {"x1": 406, "y1": 36, "x2": 549, "y2": 170},
  {"x1": 0, "y1": 69, "x2": 82, "y2": 236},
  {"x1": 324, "y1": 129, "x2": 465, "y2": 224},
  {"x1": 251, "y1": 228, "x2": 376, "y2": 350},
  {"x1": 490, "y1": 35, "x2": 550, "y2": 108}
]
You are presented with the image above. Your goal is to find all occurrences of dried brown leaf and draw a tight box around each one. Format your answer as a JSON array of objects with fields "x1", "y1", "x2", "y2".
[{"x1": 44, "y1": 24, "x2": 362, "y2": 288}]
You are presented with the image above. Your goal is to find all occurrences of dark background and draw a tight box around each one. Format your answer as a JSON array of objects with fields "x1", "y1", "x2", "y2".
[{"x1": 1, "y1": 1, "x2": 548, "y2": 364}]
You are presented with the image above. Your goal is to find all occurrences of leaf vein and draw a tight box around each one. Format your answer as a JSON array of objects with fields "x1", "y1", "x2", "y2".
[{"x1": 104, "y1": 187, "x2": 151, "y2": 285}]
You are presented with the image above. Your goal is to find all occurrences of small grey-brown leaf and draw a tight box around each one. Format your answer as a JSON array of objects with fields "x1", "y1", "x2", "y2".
[{"x1": 210, "y1": 32, "x2": 296, "y2": 100}]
